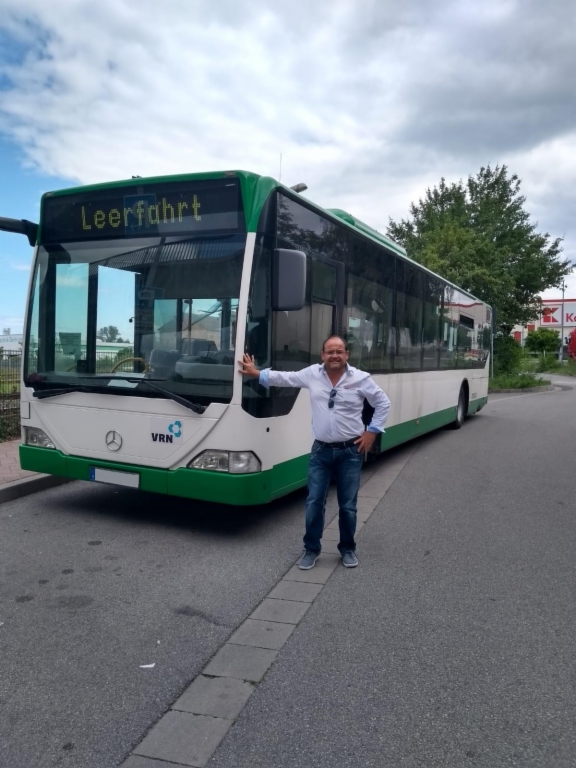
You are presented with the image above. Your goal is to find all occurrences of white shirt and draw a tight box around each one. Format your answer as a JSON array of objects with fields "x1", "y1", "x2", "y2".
[{"x1": 259, "y1": 364, "x2": 391, "y2": 443}]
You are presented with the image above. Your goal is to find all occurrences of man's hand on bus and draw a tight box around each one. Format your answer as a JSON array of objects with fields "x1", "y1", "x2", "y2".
[
  {"x1": 238, "y1": 353, "x2": 260, "y2": 377},
  {"x1": 354, "y1": 431, "x2": 377, "y2": 453}
]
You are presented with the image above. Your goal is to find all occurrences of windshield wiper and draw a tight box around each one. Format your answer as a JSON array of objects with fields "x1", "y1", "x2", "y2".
[
  {"x1": 32, "y1": 378, "x2": 207, "y2": 414},
  {"x1": 137, "y1": 379, "x2": 206, "y2": 414},
  {"x1": 33, "y1": 385, "x2": 97, "y2": 399},
  {"x1": 100, "y1": 376, "x2": 207, "y2": 414}
]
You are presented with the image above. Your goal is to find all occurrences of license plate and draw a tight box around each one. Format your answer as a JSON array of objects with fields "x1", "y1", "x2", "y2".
[{"x1": 89, "y1": 467, "x2": 140, "y2": 488}]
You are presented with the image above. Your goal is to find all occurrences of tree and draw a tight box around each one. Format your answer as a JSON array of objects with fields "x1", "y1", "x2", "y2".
[
  {"x1": 97, "y1": 325, "x2": 120, "y2": 343},
  {"x1": 387, "y1": 165, "x2": 571, "y2": 331},
  {"x1": 524, "y1": 328, "x2": 560, "y2": 356}
]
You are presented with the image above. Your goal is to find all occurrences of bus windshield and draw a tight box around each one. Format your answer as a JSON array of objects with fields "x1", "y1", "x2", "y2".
[{"x1": 25, "y1": 233, "x2": 246, "y2": 405}]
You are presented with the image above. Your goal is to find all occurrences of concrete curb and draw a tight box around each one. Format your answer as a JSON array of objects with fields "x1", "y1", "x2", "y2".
[
  {"x1": 121, "y1": 446, "x2": 417, "y2": 768},
  {"x1": 0, "y1": 474, "x2": 71, "y2": 505},
  {"x1": 489, "y1": 385, "x2": 554, "y2": 394}
]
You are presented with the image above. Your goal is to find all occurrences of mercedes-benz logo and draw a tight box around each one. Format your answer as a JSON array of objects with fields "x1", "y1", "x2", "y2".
[{"x1": 105, "y1": 430, "x2": 122, "y2": 452}]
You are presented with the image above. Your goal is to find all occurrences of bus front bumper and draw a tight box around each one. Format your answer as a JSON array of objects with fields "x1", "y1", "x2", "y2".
[{"x1": 19, "y1": 445, "x2": 309, "y2": 506}]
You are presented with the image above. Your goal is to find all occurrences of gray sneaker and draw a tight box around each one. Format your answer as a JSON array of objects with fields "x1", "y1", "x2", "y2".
[
  {"x1": 342, "y1": 550, "x2": 358, "y2": 568},
  {"x1": 298, "y1": 550, "x2": 319, "y2": 570}
]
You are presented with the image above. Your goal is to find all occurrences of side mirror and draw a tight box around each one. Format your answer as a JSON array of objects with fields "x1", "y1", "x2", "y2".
[
  {"x1": 272, "y1": 248, "x2": 306, "y2": 311},
  {"x1": 0, "y1": 216, "x2": 38, "y2": 246}
]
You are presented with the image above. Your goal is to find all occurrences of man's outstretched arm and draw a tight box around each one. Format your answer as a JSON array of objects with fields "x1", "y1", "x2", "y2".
[{"x1": 238, "y1": 353, "x2": 311, "y2": 388}]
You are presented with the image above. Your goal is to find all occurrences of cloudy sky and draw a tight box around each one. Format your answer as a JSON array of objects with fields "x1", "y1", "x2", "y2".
[{"x1": 1, "y1": 0, "x2": 575, "y2": 335}]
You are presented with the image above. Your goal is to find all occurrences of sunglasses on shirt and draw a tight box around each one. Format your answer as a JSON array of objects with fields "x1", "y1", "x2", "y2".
[{"x1": 328, "y1": 388, "x2": 337, "y2": 409}]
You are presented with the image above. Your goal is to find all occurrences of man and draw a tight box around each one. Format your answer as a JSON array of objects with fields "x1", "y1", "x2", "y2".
[{"x1": 238, "y1": 336, "x2": 391, "y2": 569}]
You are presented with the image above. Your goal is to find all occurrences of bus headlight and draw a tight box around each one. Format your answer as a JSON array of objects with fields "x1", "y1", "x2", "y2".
[
  {"x1": 24, "y1": 427, "x2": 55, "y2": 449},
  {"x1": 188, "y1": 450, "x2": 261, "y2": 474}
]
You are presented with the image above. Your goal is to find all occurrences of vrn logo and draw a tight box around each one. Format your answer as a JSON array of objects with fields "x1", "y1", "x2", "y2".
[{"x1": 151, "y1": 420, "x2": 182, "y2": 444}]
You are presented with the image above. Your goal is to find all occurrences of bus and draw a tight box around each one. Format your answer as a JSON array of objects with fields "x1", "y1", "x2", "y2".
[{"x1": 1, "y1": 171, "x2": 491, "y2": 505}]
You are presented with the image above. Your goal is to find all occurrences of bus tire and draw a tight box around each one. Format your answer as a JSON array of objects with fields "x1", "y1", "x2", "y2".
[{"x1": 452, "y1": 386, "x2": 467, "y2": 430}]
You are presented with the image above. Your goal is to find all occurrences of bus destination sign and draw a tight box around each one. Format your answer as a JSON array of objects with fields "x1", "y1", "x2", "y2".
[{"x1": 41, "y1": 179, "x2": 242, "y2": 243}]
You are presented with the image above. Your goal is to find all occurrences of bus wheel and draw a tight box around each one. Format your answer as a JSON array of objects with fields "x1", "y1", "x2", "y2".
[{"x1": 452, "y1": 386, "x2": 467, "y2": 430}]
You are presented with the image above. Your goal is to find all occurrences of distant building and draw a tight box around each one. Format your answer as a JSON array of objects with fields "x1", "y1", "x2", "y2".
[
  {"x1": 513, "y1": 298, "x2": 576, "y2": 345},
  {"x1": 0, "y1": 333, "x2": 23, "y2": 352}
]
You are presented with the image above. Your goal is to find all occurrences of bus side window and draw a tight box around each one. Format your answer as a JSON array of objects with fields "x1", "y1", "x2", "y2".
[
  {"x1": 345, "y1": 271, "x2": 393, "y2": 373},
  {"x1": 423, "y1": 277, "x2": 442, "y2": 370},
  {"x1": 394, "y1": 261, "x2": 423, "y2": 372}
]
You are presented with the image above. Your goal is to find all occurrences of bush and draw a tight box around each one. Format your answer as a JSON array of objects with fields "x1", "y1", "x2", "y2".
[
  {"x1": 537, "y1": 355, "x2": 561, "y2": 373},
  {"x1": 489, "y1": 372, "x2": 550, "y2": 390},
  {"x1": 525, "y1": 328, "x2": 561, "y2": 355},
  {"x1": 493, "y1": 334, "x2": 522, "y2": 375}
]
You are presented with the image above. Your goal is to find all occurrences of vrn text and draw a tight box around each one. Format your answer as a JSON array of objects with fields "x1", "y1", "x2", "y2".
[{"x1": 152, "y1": 432, "x2": 174, "y2": 443}]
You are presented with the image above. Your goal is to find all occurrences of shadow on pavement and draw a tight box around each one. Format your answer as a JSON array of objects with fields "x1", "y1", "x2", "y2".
[{"x1": 40, "y1": 480, "x2": 309, "y2": 538}]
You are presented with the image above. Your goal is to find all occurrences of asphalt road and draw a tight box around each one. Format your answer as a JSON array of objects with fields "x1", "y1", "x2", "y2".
[
  {"x1": 2, "y1": 382, "x2": 575, "y2": 768},
  {"x1": 0, "y1": 471, "x2": 318, "y2": 768},
  {"x1": 209, "y1": 382, "x2": 576, "y2": 768}
]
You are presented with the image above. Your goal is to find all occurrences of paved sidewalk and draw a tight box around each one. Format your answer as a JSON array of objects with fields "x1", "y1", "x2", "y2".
[
  {"x1": 0, "y1": 439, "x2": 69, "y2": 503},
  {"x1": 121, "y1": 446, "x2": 416, "y2": 768},
  {"x1": 0, "y1": 439, "x2": 34, "y2": 485}
]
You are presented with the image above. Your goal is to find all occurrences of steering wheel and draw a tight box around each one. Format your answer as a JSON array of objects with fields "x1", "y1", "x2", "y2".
[{"x1": 110, "y1": 357, "x2": 149, "y2": 373}]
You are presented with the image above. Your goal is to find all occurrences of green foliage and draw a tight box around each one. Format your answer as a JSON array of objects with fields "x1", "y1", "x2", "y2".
[
  {"x1": 493, "y1": 334, "x2": 522, "y2": 375},
  {"x1": 489, "y1": 372, "x2": 550, "y2": 390},
  {"x1": 524, "y1": 327, "x2": 560, "y2": 355},
  {"x1": 387, "y1": 165, "x2": 571, "y2": 330},
  {"x1": 97, "y1": 325, "x2": 120, "y2": 342},
  {"x1": 560, "y1": 359, "x2": 576, "y2": 377},
  {"x1": 115, "y1": 347, "x2": 134, "y2": 361},
  {"x1": 536, "y1": 355, "x2": 561, "y2": 373}
]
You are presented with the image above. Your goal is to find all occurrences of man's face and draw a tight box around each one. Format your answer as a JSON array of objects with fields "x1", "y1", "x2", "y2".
[{"x1": 321, "y1": 339, "x2": 349, "y2": 372}]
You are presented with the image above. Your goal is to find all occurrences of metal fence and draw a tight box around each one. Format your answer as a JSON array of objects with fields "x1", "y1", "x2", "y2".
[
  {"x1": 0, "y1": 353, "x2": 21, "y2": 441},
  {"x1": 0, "y1": 349, "x2": 138, "y2": 442}
]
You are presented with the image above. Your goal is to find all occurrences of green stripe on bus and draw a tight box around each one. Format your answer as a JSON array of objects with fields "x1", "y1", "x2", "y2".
[{"x1": 19, "y1": 399, "x2": 487, "y2": 505}]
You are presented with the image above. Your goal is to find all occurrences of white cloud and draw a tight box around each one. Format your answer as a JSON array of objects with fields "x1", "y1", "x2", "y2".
[
  {"x1": 56, "y1": 275, "x2": 87, "y2": 288},
  {"x1": 0, "y1": 313, "x2": 24, "y2": 329},
  {"x1": 541, "y1": 271, "x2": 576, "y2": 301},
  {"x1": 0, "y1": 0, "x2": 574, "y2": 266}
]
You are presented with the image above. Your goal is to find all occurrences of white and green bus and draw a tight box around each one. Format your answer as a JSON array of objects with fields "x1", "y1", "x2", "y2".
[{"x1": 2, "y1": 171, "x2": 491, "y2": 505}]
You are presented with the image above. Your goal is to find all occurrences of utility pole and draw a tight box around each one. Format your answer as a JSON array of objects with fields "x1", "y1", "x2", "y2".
[{"x1": 560, "y1": 281, "x2": 566, "y2": 363}]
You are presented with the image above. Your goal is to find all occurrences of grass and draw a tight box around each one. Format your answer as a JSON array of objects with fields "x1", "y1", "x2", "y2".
[
  {"x1": 521, "y1": 354, "x2": 576, "y2": 376},
  {"x1": 0, "y1": 379, "x2": 19, "y2": 394},
  {"x1": 489, "y1": 372, "x2": 551, "y2": 391}
]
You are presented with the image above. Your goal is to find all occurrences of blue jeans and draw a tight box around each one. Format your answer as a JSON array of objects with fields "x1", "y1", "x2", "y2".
[{"x1": 303, "y1": 440, "x2": 364, "y2": 555}]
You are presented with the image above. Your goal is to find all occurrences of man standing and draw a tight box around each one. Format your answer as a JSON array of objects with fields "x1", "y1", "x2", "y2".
[{"x1": 239, "y1": 336, "x2": 391, "y2": 569}]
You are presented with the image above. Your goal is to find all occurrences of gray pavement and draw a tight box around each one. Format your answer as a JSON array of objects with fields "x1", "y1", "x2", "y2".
[
  {"x1": 2, "y1": 382, "x2": 575, "y2": 767},
  {"x1": 208, "y1": 384, "x2": 576, "y2": 768},
  {"x1": 0, "y1": 479, "x2": 307, "y2": 767},
  {"x1": 0, "y1": 442, "x2": 400, "y2": 768}
]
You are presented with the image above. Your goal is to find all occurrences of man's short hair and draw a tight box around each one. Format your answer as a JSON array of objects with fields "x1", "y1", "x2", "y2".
[{"x1": 321, "y1": 335, "x2": 349, "y2": 352}]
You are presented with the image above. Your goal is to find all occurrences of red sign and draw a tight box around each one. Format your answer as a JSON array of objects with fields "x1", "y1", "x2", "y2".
[{"x1": 542, "y1": 306, "x2": 559, "y2": 323}]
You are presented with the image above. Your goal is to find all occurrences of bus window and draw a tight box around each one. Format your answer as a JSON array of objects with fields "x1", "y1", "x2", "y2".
[
  {"x1": 55, "y1": 262, "x2": 89, "y2": 372},
  {"x1": 440, "y1": 285, "x2": 459, "y2": 369},
  {"x1": 423, "y1": 276, "x2": 442, "y2": 370},
  {"x1": 394, "y1": 261, "x2": 423, "y2": 371},
  {"x1": 345, "y1": 272, "x2": 393, "y2": 372}
]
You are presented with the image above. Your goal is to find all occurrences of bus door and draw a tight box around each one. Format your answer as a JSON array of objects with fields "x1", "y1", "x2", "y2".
[{"x1": 310, "y1": 255, "x2": 344, "y2": 362}]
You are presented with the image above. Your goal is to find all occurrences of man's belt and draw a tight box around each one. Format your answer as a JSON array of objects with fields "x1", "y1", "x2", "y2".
[{"x1": 315, "y1": 438, "x2": 360, "y2": 449}]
